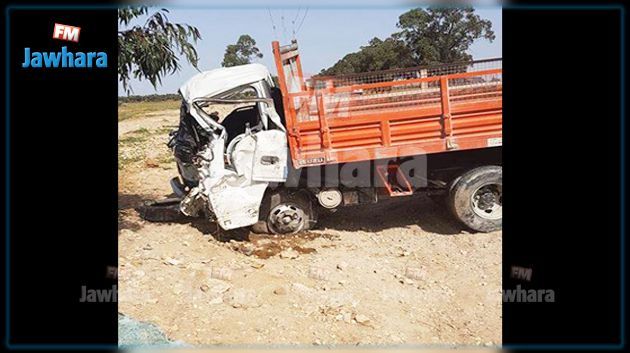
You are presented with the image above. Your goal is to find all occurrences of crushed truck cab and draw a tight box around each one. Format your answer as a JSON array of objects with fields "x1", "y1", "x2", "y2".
[
  {"x1": 167, "y1": 40, "x2": 502, "y2": 234},
  {"x1": 171, "y1": 63, "x2": 289, "y2": 230}
]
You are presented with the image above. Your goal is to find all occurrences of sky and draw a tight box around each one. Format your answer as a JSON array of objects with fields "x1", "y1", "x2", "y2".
[{"x1": 119, "y1": 2, "x2": 502, "y2": 96}]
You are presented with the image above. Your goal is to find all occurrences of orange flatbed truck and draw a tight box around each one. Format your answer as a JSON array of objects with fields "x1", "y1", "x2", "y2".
[
  {"x1": 170, "y1": 39, "x2": 501, "y2": 234},
  {"x1": 268, "y1": 40, "x2": 502, "y2": 232}
]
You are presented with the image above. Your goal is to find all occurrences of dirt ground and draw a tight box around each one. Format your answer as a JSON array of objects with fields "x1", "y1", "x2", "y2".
[{"x1": 117, "y1": 105, "x2": 502, "y2": 346}]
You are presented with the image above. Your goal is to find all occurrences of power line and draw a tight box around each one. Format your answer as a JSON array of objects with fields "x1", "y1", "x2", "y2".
[
  {"x1": 291, "y1": 6, "x2": 301, "y2": 39},
  {"x1": 293, "y1": 6, "x2": 301, "y2": 25},
  {"x1": 280, "y1": 10, "x2": 288, "y2": 42},
  {"x1": 295, "y1": 7, "x2": 309, "y2": 35},
  {"x1": 267, "y1": 8, "x2": 278, "y2": 39}
]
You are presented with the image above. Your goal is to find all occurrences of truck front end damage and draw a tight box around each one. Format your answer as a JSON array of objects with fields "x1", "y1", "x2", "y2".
[{"x1": 168, "y1": 64, "x2": 288, "y2": 230}]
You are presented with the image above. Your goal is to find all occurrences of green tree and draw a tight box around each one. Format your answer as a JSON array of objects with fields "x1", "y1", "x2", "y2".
[
  {"x1": 118, "y1": 7, "x2": 201, "y2": 93},
  {"x1": 394, "y1": 7, "x2": 495, "y2": 64},
  {"x1": 321, "y1": 37, "x2": 414, "y2": 75},
  {"x1": 320, "y1": 7, "x2": 494, "y2": 75},
  {"x1": 221, "y1": 35, "x2": 263, "y2": 67}
]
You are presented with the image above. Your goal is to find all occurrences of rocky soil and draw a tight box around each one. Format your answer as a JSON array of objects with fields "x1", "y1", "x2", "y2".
[{"x1": 117, "y1": 107, "x2": 502, "y2": 346}]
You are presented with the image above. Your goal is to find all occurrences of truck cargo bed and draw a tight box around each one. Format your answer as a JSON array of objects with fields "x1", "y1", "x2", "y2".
[{"x1": 272, "y1": 40, "x2": 502, "y2": 167}]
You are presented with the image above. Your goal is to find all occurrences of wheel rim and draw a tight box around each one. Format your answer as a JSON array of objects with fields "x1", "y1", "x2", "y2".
[
  {"x1": 268, "y1": 203, "x2": 306, "y2": 234},
  {"x1": 471, "y1": 183, "x2": 502, "y2": 220}
]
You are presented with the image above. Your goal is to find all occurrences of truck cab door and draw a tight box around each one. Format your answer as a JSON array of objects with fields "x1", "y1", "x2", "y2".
[{"x1": 252, "y1": 129, "x2": 288, "y2": 182}]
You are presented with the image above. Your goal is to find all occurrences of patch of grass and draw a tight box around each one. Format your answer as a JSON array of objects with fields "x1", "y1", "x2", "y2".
[
  {"x1": 118, "y1": 99, "x2": 181, "y2": 121},
  {"x1": 119, "y1": 136, "x2": 145, "y2": 144},
  {"x1": 134, "y1": 127, "x2": 152, "y2": 135},
  {"x1": 119, "y1": 128, "x2": 155, "y2": 144},
  {"x1": 157, "y1": 154, "x2": 175, "y2": 164},
  {"x1": 157, "y1": 126, "x2": 177, "y2": 133},
  {"x1": 118, "y1": 155, "x2": 143, "y2": 170},
  {"x1": 118, "y1": 125, "x2": 176, "y2": 170}
]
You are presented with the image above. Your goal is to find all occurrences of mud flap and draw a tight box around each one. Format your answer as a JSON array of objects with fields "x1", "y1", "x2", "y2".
[{"x1": 137, "y1": 198, "x2": 187, "y2": 222}]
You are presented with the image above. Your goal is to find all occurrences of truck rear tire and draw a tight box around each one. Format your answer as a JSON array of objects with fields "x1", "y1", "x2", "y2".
[{"x1": 448, "y1": 166, "x2": 502, "y2": 232}]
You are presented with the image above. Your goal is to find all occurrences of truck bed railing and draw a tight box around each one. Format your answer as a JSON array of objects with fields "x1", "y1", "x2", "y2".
[
  {"x1": 294, "y1": 60, "x2": 502, "y2": 122},
  {"x1": 272, "y1": 40, "x2": 502, "y2": 167},
  {"x1": 309, "y1": 58, "x2": 501, "y2": 88}
]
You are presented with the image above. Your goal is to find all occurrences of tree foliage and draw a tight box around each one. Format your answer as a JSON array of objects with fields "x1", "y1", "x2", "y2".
[
  {"x1": 320, "y1": 37, "x2": 414, "y2": 76},
  {"x1": 321, "y1": 7, "x2": 495, "y2": 75},
  {"x1": 118, "y1": 7, "x2": 201, "y2": 93},
  {"x1": 221, "y1": 35, "x2": 263, "y2": 67},
  {"x1": 395, "y1": 8, "x2": 495, "y2": 64}
]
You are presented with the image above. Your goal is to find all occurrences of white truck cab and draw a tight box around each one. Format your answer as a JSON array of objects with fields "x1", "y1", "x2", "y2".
[{"x1": 171, "y1": 64, "x2": 291, "y2": 231}]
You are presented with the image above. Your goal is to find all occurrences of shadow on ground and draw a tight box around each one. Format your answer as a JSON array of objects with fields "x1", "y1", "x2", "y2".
[
  {"x1": 118, "y1": 191, "x2": 468, "y2": 240},
  {"x1": 317, "y1": 195, "x2": 467, "y2": 235},
  {"x1": 118, "y1": 192, "x2": 186, "y2": 233}
]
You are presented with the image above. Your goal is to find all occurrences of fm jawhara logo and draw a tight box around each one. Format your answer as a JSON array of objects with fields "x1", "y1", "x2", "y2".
[{"x1": 21, "y1": 22, "x2": 107, "y2": 68}]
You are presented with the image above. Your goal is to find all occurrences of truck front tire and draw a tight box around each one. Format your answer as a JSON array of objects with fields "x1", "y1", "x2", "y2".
[
  {"x1": 251, "y1": 190, "x2": 317, "y2": 235},
  {"x1": 448, "y1": 166, "x2": 502, "y2": 233}
]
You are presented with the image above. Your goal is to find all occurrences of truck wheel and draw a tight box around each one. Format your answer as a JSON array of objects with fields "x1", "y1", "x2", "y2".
[
  {"x1": 250, "y1": 220, "x2": 269, "y2": 234},
  {"x1": 255, "y1": 190, "x2": 316, "y2": 235},
  {"x1": 448, "y1": 166, "x2": 502, "y2": 232}
]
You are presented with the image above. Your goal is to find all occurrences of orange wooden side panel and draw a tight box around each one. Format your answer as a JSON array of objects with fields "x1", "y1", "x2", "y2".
[{"x1": 272, "y1": 41, "x2": 502, "y2": 168}]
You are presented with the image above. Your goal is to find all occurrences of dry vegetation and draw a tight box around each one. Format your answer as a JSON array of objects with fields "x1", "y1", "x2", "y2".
[{"x1": 118, "y1": 99, "x2": 181, "y2": 121}]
